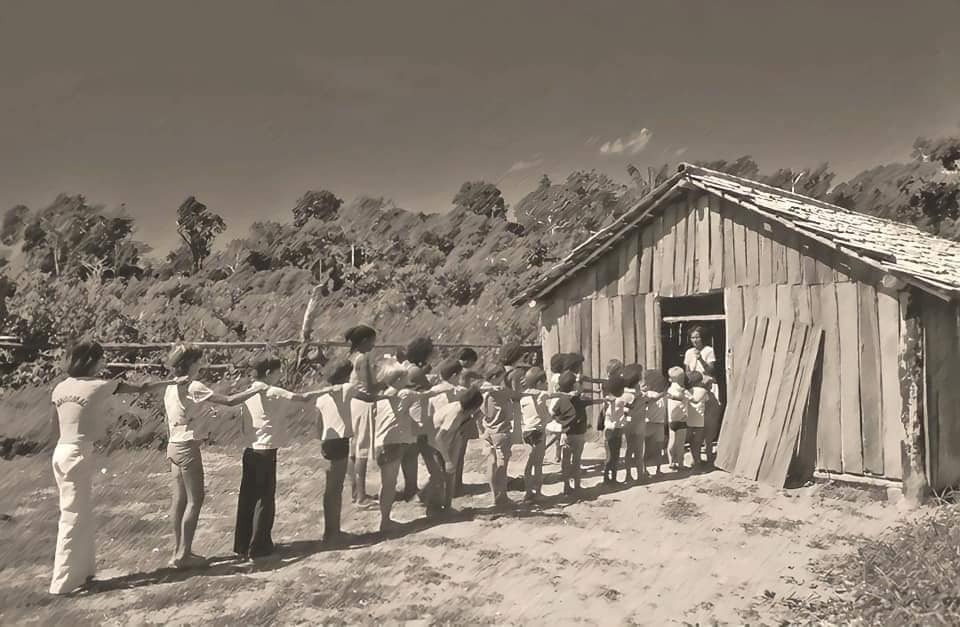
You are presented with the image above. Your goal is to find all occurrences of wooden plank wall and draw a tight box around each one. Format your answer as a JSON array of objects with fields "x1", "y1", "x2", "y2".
[
  {"x1": 920, "y1": 295, "x2": 960, "y2": 490},
  {"x1": 542, "y1": 191, "x2": 906, "y2": 480}
]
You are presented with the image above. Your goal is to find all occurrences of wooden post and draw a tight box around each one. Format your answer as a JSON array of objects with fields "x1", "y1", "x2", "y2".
[
  {"x1": 295, "y1": 285, "x2": 325, "y2": 371},
  {"x1": 899, "y1": 289, "x2": 928, "y2": 505}
]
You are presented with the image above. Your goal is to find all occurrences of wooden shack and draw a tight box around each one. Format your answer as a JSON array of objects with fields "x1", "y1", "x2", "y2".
[{"x1": 515, "y1": 163, "x2": 960, "y2": 496}]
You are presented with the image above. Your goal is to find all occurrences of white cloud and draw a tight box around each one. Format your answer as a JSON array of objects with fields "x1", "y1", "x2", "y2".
[
  {"x1": 675, "y1": 146, "x2": 688, "y2": 157},
  {"x1": 506, "y1": 156, "x2": 544, "y2": 174},
  {"x1": 599, "y1": 128, "x2": 652, "y2": 156}
]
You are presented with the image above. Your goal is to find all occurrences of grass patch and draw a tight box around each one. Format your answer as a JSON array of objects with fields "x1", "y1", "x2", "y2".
[
  {"x1": 740, "y1": 517, "x2": 805, "y2": 536},
  {"x1": 659, "y1": 494, "x2": 703, "y2": 521},
  {"x1": 792, "y1": 504, "x2": 960, "y2": 626},
  {"x1": 816, "y1": 480, "x2": 887, "y2": 503}
]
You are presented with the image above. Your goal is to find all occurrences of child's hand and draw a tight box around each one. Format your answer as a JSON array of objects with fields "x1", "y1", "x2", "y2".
[
  {"x1": 173, "y1": 376, "x2": 190, "y2": 385},
  {"x1": 250, "y1": 381, "x2": 269, "y2": 393}
]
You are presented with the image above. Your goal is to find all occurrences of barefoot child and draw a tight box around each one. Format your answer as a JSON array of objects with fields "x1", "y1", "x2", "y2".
[
  {"x1": 453, "y1": 350, "x2": 481, "y2": 496},
  {"x1": 49, "y1": 340, "x2": 183, "y2": 595},
  {"x1": 433, "y1": 387, "x2": 485, "y2": 511},
  {"x1": 479, "y1": 366, "x2": 517, "y2": 508},
  {"x1": 666, "y1": 366, "x2": 689, "y2": 470},
  {"x1": 345, "y1": 325, "x2": 379, "y2": 507},
  {"x1": 683, "y1": 371, "x2": 709, "y2": 467},
  {"x1": 235, "y1": 356, "x2": 341, "y2": 560},
  {"x1": 602, "y1": 373, "x2": 629, "y2": 485},
  {"x1": 551, "y1": 372, "x2": 603, "y2": 496},
  {"x1": 315, "y1": 359, "x2": 355, "y2": 543},
  {"x1": 519, "y1": 367, "x2": 574, "y2": 501},
  {"x1": 164, "y1": 344, "x2": 267, "y2": 569},
  {"x1": 642, "y1": 369, "x2": 669, "y2": 475},
  {"x1": 621, "y1": 364, "x2": 646, "y2": 482}
]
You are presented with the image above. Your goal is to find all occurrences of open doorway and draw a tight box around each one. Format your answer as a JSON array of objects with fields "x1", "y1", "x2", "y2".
[{"x1": 659, "y1": 293, "x2": 727, "y2": 406}]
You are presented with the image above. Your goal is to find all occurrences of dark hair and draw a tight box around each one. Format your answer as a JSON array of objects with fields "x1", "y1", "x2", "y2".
[
  {"x1": 167, "y1": 343, "x2": 203, "y2": 377},
  {"x1": 325, "y1": 359, "x2": 354, "y2": 385},
  {"x1": 621, "y1": 364, "x2": 644, "y2": 387},
  {"x1": 458, "y1": 386, "x2": 484, "y2": 412},
  {"x1": 603, "y1": 373, "x2": 626, "y2": 397},
  {"x1": 523, "y1": 367, "x2": 547, "y2": 388},
  {"x1": 485, "y1": 365, "x2": 506, "y2": 381},
  {"x1": 253, "y1": 355, "x2": 283, "y2": 379},
  {"x1": 66, "y1": 340, "x2": 105, "y2": 377},
  {"x1": 458, "y1": 348, "x2": 478, "y2": 365},
  {"x1": 405, "y1": 337, "x2": 434, "y2": 367},
  {"x1": 561, "y1": 353, "x2": 584, "y2": 372},
  {"x1": 498, "y1": 341, "x2": 525, "y2": 366},
  {"x1": 557, "y1": 371, "x2": 577, "y2": 393},
  {"x1": 688, "y1": 325, "x2": 708, "y2": 342},
  {"x1": 549, "y1": 353, "x2": 566, "y2": 374},
  {"x1": 439, "y1": 359, "x2": 463, "y2": 382},
  {"x1": 344, "y1": 325, "x2": 376, "y2": 351},
  {"x1": 686, "y1": 370, "x2": 705, "y2": 387}
]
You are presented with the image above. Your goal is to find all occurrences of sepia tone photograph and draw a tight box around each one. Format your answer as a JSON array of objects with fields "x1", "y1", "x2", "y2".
[{"x1": 1, "y1": 1, "x2": 960, "y2": 624}]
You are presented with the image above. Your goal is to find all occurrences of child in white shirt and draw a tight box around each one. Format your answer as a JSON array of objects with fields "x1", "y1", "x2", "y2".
[
  {"x1": 315, "y1": 359, "x2": 356, "y2": 543},
  {"x1": 684, "y1": 371, "x2": 710, "y2": 467},
  {"x1": 236, "y1": 356, "x2": 340, "y2": 559},
  {"x1": 602, "y1": 373, "x2": 629, "y2": 485},
  {"x1": 666, "y1": 366, "x2": 689, "y2": 470}
]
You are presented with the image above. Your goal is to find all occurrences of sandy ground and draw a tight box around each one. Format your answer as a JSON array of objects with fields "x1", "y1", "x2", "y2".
[{"x1": 0, "y1": 436, "x2": 909, "y2": 626}]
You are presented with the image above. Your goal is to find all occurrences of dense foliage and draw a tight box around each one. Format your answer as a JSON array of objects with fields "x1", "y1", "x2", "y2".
[{"x1": 1, "y1": 136, "x2": 959, "y2": 388}]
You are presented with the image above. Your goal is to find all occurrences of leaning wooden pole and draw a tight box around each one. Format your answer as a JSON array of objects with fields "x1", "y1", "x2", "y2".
[
  {"x1": 296, "y1": 284, "x2": 324, "y2": 371},
  {"x1": 899, "y1": 289, "x2": 928, "y2": 505}
]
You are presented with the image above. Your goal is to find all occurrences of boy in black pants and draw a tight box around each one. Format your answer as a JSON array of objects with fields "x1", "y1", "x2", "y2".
[{"x1": 235, "y1": 356, "x2": 339, "y2": 560}]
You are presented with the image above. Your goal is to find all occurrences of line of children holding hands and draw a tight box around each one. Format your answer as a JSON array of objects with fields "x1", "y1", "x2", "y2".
[{"x1": 46, "y1": 331, "x2": 716, "y2": 596}]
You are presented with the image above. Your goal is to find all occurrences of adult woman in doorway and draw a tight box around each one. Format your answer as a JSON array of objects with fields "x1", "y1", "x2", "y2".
[{"x1": 683, "y1": 325, "x2": 721, "y2": 464}]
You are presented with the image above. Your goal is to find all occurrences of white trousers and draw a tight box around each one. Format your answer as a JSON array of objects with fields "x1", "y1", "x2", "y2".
[{"x1": 49, "y1": 443, "x2": 96, "y2": 594}]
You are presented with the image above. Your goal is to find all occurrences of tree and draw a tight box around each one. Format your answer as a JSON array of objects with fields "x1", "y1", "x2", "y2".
[
  {"x1": 913, "y1": 136, "x2": 960, "y2": 171},
  {"x1": 537, "y1": 174, "x2": 552, "y2": 190},
  {"x1": 175, "y1": 196, "x2": 226, "y2": 273},
  {"x1": 1, "y1": 205, "x2": 29, "y2": 246},
  {"x1": 453, "y1": 181, "x2": 507, "y2": 218},
  {"x1": 292, "y1": 189, "x2": 343, "y2": 227},
  {"x1": 696, "y1": 156, "x2": 761, "y2": 179}
]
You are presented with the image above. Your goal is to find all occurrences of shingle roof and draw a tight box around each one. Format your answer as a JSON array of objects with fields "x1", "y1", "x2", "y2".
[{"x1": 514, "y1": 163, "x2": 960, "y2": 305}]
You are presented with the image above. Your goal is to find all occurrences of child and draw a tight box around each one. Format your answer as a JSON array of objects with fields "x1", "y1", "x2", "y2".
[
  {"x1": 518, "y1": 367, "x2": 573, "y2": 502},
  {"x1": 551, "y1": 372, "x2": 602, "y2": 496},
  {"x1": 235, "y1": 356, "x2": 340, "y2": 560},
  {"x1": 453, "y1": 353, "x2": 482, "y2": 496},
  {"x1": 432, "y1": 387, "x2": 485, "y2": 511},
  {"x1": 164, "y1": 344, "x2": 266, "y2": 569},
  {"x1": 641, "y1": 369, "x2": 669, "y2": 475},
  {"x1": 421, "y1": 360, "x2": 465, "y2": 511},
  {"x1": 345, "y1": 325, "x2": 378, "y2": 508},
  {"x1": 703, "y1": 376, "x2": 723, "y2": 466},
  {"x1": 684, "y1": 371, "x2": 709, "y2": 467},
  {"x1": 602, "y1": 373, "x2": 630, "y2": 485},
  {"x1": 479, "y1": 366, "x2": 517, "y2": 508},
  {"x1": 545, "y1": 353, "x2": 568, "y2": 464},
  {"x1": 597, "y1": 359, "x2": 624, "y2": 432},
  {"x1": 315, "y1": 359, "x2": 355, "y2": 544},
  {"x1": 666, "y1": 366, "x2": 689, "y2": 470},
  {"x1": 621, "y1": 364, "x2": 646, "y2": 482},
  {"x1": 49, "y1": 340, "x2": 182, "y2": 595},
  {"x1": 402, "y1": 366, "x2": 448, "y2": 514}
]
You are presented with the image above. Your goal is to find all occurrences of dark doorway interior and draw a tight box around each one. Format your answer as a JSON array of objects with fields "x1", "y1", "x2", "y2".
[{"x1": 659, "y1": 293, "x2": 727, "y2": 406}]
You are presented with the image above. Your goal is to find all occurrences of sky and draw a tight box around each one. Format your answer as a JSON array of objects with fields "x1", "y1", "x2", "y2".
[{"x1": 1, "y1": 0, "x2": 959, "y2": 251}]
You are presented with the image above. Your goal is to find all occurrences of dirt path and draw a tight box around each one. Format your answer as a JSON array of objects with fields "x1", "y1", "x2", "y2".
[{"x1": 0, "y1": 437, "x2": 908, "y2": 625}]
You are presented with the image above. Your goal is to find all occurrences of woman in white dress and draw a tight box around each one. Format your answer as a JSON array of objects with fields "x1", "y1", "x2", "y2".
[{"x1": 682, "y1": 326, "x2": 722, "y2": 464}]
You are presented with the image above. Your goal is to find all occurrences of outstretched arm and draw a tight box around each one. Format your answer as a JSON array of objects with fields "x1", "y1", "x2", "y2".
[
  {"x1": 205, "y1": 382, "x2": 269, "y2": 406},
  {"x1": 115, "y1": 376, "x2": 188, "y2": 395}
]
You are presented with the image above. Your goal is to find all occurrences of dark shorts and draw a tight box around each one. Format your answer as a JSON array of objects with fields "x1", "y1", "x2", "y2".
[
  {"x1": 669, "y1": 421, "x2": 688, "y2": 432},
  {"x1": 522, "y1": 430, "x2": 544, "y2": 447},
  {"x1": 321, "y1": 437, "x2": 350, "y2": 461},
  {"x1": 375, "y1": 443, "x2": 409, "y2": 466}
]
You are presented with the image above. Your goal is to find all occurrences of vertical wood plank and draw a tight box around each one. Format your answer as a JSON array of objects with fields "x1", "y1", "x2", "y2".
[
  {"x1": 733, "y1": 212, "x2": 749, "y2": 287},
  {"x1": 786, "y1": 232, "x2": 803, "y2": 285},
  {"x1": 644, "y1": 294, "x2": 660, "y2": 369},
  {"x1": 592, "y1": 298, "x2": 605, "y2": 378},
  {"x1": 720, "y1": 199, "x2": 737, "y2": 289},
  {"x1": 674, "y1": 202, "x2": 689, "y2": 296},
  {"x1": 716, "y1": 316, "x2": 763, "y2": 471},
  {"x1": 659, "y1": 207, "x2": 677, "y2": 296},
  {"x1": 619, "y1": 232, "x2": 640, "y2": 296},
  {"x1": 878, "y1": 289, "x2": 903, "y2": 479},
  {"x1": 745, "y1": 220, "x2": 761, "y2": 286},
  {"x1": 759, "y1": 232, "x2": 773, "y2": 286},
  {"x1": 709, "y1": 195, "x2": 724, "y2": 291},
  {"x1": 858, "y1": 283, "x2": 884, "y2": 475},
  {"x1": 685, "y1": 198, "x2": 698, "y2": 295},
  {"x1": 800, "y1": 243, "x2": 819, "y2": 285},
  {"x1": 771, "y1": 235, "x2": 789, "y2": 285},
  {"x1": 639, "y1": 226, "x2": 653, "y2": 295},
  {"x1": 634, "y1": 294, "x2": 647, "y2": 367},
  {"x1": 815, "y1": 285, "x2": 843, "y2": 472},
  {"x1": 776, "y1": 284, "x2": 794, "y2": 324},
  {"x1": 621, "y1": 296, "x2": 637, "y2": 366},
  {"x1": 836, "y1": 283, "x2": 863, "y2": 474},
  {"x1": 757, "y1": 284, "x2": 779, "y2": 321},
  {"x1": 792, "y1": 285, "x2": 813, "y2": 325},
  {"x1": 609, "y1": 296, "x2": 625, "y2": 367}
]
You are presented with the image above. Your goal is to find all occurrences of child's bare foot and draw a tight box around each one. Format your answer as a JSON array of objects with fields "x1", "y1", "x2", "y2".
[{"x1": 173, "y1": 553, "x2": 209, "y2": 570}]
